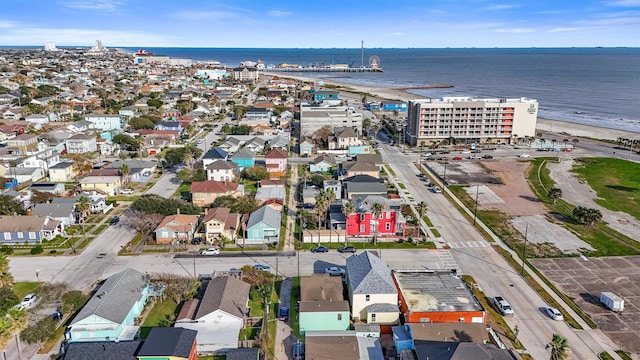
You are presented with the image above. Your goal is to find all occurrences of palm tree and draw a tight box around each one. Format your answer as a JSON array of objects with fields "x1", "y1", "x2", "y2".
[
  {"x1": 572, "y1": 138, "x2": 579, "y2": 149},
  {"x1": 372, "y1": 124, "x2": 380, "y2": 140},
  {"x1": 548, "y1": 333, "x2": 570, "y2": 360},
  {"x1": 562, "y1": 139, "x2": 568, "y2": 149},
  {"x1": 315, "y1": 190, "x2": 329, "y2": 229},
  {"x1": 120, "y1": 164, "x2": 130, "y2": 187},
  {"x1": 548, "y1": 187, "x2": 562, "y2": 204},
  {"x1": 76, "y1": 196, "x2": 91, "y2": 231},
  {"x1": 341, "y1": 202, "x2": 355, "y2": 230},
  {"x1": 362, "y1": 118, "x2": 371, "y2": 138},
  {"x1": 415, "y1": 201, "x2": 428, "y2": 220},
  {"x1": 371, "y1": 202, "x2": 385, "y2": 245}
]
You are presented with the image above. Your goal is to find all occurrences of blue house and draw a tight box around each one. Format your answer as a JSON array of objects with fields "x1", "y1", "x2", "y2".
[
  {"x1": 313, "y1": 90, "x2": 339, "y2": 102},
  {"x1": 230, "y1": 147, "x2": 256, "y2": 171},
  {"x1": 0, "y1": 215, "x2": 64, "y2": 243},
  {"x1": 67, "y1": 268, "x2": 155, "y2": 342},
  {"x1": 244, "y1": 206, "x2": 281, "y2": 246},
  {"x1": 382, "y1": 100, "x2": 407, "y2": 111},
  {"x1": 299, "y1": 137, "x2": 315, "y2": 157}
]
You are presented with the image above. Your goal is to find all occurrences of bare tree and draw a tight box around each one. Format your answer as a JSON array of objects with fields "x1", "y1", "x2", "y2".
[
  {"x1": 148, "y1": 272, "x2": 198, "y2": 304},
  {"x1": 122, "y1": 211, "x2": 164, "y2": 237}
]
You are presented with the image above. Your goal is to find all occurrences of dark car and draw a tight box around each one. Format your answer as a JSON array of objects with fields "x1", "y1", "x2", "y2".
[
  {"x1": 310, "y1": 246, "x2": 329, "y2": 253},
  {"x1": 279, "y1": 306, "x2": 289, "y2": 321},
  {"x1": 338, "y1": 246, "x2": 356, "y2": 253},
  {"x1": 109, "y1": 216, "x2": 119, "y2": 225},
  {"x1": 293, "y1": 340, "x2": 304, "y2": 360},
  {"x1": 51, "y1": 311, "x2": 63, "y2": 321},
  {"x1": 482, "y1": 154, "x2": 494, "y2": 159}
]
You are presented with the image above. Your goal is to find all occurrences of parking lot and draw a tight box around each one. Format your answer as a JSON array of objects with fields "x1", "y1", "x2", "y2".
[{"x1": 530, "y1": 256, "x2": 640, "y2": 354}]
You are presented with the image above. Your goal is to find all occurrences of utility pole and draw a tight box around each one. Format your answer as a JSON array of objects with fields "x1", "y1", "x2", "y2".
[{"x1": 473, "y1": 185, "x2": 480, "y2": 225}]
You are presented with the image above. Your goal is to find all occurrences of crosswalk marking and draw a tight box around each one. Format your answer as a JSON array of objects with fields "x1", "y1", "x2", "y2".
[
  {"x1": 447, "y1": 241, "x2": 490, "y2": 248},
  {"x1": 436, "y1": 249, "x2": 458, "y2": 270}
]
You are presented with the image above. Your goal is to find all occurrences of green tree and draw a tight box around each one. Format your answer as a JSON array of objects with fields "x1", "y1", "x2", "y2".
[
  {"x1": 132, "y1": 194, "x2": 201, "y2": 216},
  {"x1": 164, "y1": 147, "x2": 202, "y2": 168},
  {"x1": 120, "y1": 164, "x2": 130, "y2": 187},
  {"x1": 76, "y1": 196, "x2": 91, "y2": 225},
  {"x1": 0, "y1": 195, "x2": 27, "y2": 215},
  {"x1": 20, "y1": 317, "x2": 57, "y2": 344},
  {"x1": 0, "y1": 287, "x2": 19, "y2": 313},
  {"x1": 113, "y1": 134, "x2": 141, "y2": 150},
  {"x1": 362, "y1": 118, "x2": 371, "y2": 137},
  {"x1": 242, "y1": 166, "x2": 270, "y2": 181},
  {"x1": 572, "y1": 206, "x2": 602, "y2": 226},
  {"x1": 415, "y1": 201, "x2": 428, "y2": 219},
  {"x1": 129, "y1": 116, "x2": 156, "y2": 130},
  {"x1": 548, "y1": 187, "x2": 562, "y2": 204},
  {"x1": 549, "y1": 333, "x2": 570, "y2": 360},
  {"x1": 371, "y1": 202, "x2": 385, "y2": 244},
  {"x1": 61, "y1": 290, "x2": 89, "y2": 313},
  {"x1": 147, "y1": 99, "x2": 163, "y2": 108}
]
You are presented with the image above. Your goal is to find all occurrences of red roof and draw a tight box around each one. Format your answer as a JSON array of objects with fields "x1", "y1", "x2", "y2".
[
  {"x1": 190, "y1": 180, "x2": 239, "y2": 194},
  {"x1": 137, "y1": 129, "x2": 180, "y2": 136},
  {"x1": 264, "y1": 148, "x2": 288, "y2": 159}
]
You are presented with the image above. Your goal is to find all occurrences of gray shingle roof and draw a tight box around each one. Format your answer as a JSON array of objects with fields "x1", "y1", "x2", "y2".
[
  {"x1": 246, "y1": 205, "x2": 281, "y2": 229},
  {"x1": 195, "y1": 276, "x2": 250, "y2": 320},
  {"x1": 32, "y1": 202, "x2": 75, "y2": 218},
  {"x1": 231, "y1": 147, "x2": 256, "y2": 159},
  {"x1": 71, "y1": 268, "x2": 148, "y2": 326},
  {"x1": 365, "y1": 303, "x2": 399, "y2": 313},
  {"x1": 136, "y1": 327, "x2": 197, "y2": 358},
  {"x1": 226, "y1": 347, "x2": 260, "y2": 360},
  {"x1": 346, "y1": 251, "x2": 397, "y2": 295},
  {"x1": 203, "y1": 148, "x2": 228, "y2": 160},
  {"x1": 62, "y1": 341, "x2": 141, "y2": 360}
]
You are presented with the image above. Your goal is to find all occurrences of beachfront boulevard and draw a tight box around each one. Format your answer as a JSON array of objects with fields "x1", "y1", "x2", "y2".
[{"x1": 1, "y1": 46, "x2": 638, "y2": 360}]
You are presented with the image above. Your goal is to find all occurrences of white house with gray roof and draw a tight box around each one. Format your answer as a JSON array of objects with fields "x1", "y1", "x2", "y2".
[
  {"x1": 67, "y1": 268, "x2": 154, "y2": 342},
  {"x1": 346, "y1": 251, "x2": 399, "y2": 324}
]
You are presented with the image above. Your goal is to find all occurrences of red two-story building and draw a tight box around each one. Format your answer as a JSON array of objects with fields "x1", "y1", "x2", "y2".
[{"x1": 345, "y1": 195, "x2": 405, "y2": 237}]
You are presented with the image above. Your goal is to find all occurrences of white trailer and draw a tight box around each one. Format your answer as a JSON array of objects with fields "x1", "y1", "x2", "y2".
[{"x1": 600, "y1": 292, "x2": 624, "y2": 312}]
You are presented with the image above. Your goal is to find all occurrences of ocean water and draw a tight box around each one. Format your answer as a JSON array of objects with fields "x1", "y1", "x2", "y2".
[{"x1": 123, "y1": 47, "x2": 640, "y2": 133}]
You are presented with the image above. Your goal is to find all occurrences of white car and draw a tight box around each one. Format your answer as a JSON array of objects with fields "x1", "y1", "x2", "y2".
[
  {"x1": 324, "y1": 267, "x2": 346, "y2": 276},
  {"x1": 200, "y1": 248, "x2": 220, "y2": 256},
  {"x1": 545, "y1": 307, "x2": 564, "y2": 321},
  {"x1": 20, "y1": 293, "x2": 37, "y2": 309},
  {"x1": 518, "y1": 153, "x2": 531, "y2": 158},
  {"x1": 120, "y1": 189, "x2": 134, "y2": 194}
]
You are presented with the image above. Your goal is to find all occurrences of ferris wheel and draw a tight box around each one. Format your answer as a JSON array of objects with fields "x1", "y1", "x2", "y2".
[{"x1": 369, "y1": 55, "x2": 380, "y2": 69}]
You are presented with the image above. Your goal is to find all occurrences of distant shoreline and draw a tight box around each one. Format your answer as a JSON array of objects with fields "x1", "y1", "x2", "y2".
[{"x1": 265, "y1": 72, "x2": 640, "y2": 142}]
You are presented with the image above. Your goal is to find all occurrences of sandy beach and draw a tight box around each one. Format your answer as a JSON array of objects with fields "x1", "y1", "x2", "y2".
[{"x1": 264, "y1": 72, "x2": 640, "y2": 142}]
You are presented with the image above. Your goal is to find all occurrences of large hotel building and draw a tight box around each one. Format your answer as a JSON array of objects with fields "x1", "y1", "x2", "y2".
[{"x1": 406, "y1": 97, "x2": 538, "y2": 146}]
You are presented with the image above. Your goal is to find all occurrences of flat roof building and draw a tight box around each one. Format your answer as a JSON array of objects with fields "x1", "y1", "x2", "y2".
[
  {"x1": 300, "y1": 104, "x2": 363, "y2": 137},
  {"x1": 393, "y1": 270, "x2": 486, "y2": 324},
  {"x1": 406, "y1": 97, "x2": 538, "y2": 146}
]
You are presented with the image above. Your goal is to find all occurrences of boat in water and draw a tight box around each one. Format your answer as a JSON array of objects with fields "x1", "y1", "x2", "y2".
[{"x1": 135, "y1": 49, "x2": 154, "y2": 56}]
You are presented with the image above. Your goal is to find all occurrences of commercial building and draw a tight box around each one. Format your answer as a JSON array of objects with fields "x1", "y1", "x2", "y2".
[
  {"x1": 406, "y1": 97, "x2": 538, "y2": 146},
  {"x1": 299, "y1": 105, "x2": 363, "y2": 137}
]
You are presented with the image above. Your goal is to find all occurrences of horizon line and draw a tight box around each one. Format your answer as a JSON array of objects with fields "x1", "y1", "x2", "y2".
[{"x1": 0, "y1": 45, "x2": 638, "y2": 50}]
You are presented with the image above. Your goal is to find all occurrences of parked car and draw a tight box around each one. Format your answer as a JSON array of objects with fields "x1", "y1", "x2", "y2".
[
  {"x1": 200, "y1": 248, "x2": 220, "y2": 256},
  {"x1": 279, "y1": 306, "x2": 289, "y2": 321},
  {"x1": 482, "y1": 154, "x2": 494, "y2": 159},
  {"x1": 519, "y1": 153, "x2": 531, "y2": 158},
  {"x1": 191, "y1": 237, "x2": 202, "y2": 245},
  {"x1": 452, "y1": 157, "x2": 463, "y2": 161},
  {"x1": 545, "y1": 307, "x2": 564, "y2": 321},
  {"x1": 20, "y1": 293, "x2": 37, "y2": 309},
  {"x1": 432, "y1": 187, "x2": 443, "y2": 194},
  {"x1": 254, "y1": 264, "x2": 271, "y2": 271},
  {"x1": 471, "y1": 149, "x2": 483, "y2": 153},
  {"x1": 109, "y1": 216, "x2": 120, "y2": 225},
  {"x1": 310, "y1": 246, "x2": 329, "y2": 253},
  {"x1": 293, "y1": 340, "x2": 304, "y2": 360},
  {"x1": 324, "y1": 267, "x2": 346, "y2": 276},
  {"x1": 120, "y1": 188, "x2": 134, "y2": 194},
  {"x1": 337, "y1": 246, "x2": 356, "y2": 253},
  {"x1": 51, "y1": 311, "x2": 64, "y2": 321}
]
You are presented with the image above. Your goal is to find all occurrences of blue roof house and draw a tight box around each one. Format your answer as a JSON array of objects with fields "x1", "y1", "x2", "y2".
[
  {"x1": 381, "y1": 101, "x2": 407, "y2": 111},
  {"x1": 230, "y1": 148, "x2": 256, "y2": 172},
  {"x1": 243, "y1": 206, "x2": 281, "y2": 246},
  {"x1": 67, "y1": 268, "x2": 154, "y2": 342}
]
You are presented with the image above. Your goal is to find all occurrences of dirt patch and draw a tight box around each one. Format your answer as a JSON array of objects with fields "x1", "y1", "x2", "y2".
[{"x1": 481, "y1": 160, "x2": 547, "y2": 216}]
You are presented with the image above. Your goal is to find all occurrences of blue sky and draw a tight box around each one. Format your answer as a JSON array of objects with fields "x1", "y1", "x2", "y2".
[{"x1": 1, "y1": 0, "x2": 639, "y2": 47}]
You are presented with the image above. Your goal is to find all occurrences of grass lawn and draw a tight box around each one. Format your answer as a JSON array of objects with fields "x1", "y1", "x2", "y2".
[
  {"x1": 290, "y1": 277, "x2": 302, "y2": 338},
  {"x1": 13, "y1": 282, "x2": 40, "y2": 298},
  {"x1": 140, "y1": 298, "x2": 179, "y2": 339},
  {"x1": 571, "y1": 158, "x2": 640, "y2": 221},
  {"x1": 174, "y1": 182, "x2": 191, "y2": 198}
]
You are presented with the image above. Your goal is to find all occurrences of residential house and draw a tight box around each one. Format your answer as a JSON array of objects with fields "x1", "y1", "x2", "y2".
[
  {"x1": 344, "y1": 175, "x2": 387, "y2": 199},
  {"x1": 96, "y1": 138, "x2": 120, "y2": 157},
  {"x1": 348, "y1": 145, "x2": 374, "y2": 155},
  {"x1": 155, "y1": 120, "x2": 183, "y2": 133},
  {"x1": 254, "y1": 187, "x2": 285, "y2": 211},
  {"x1": 332, "y1": 128, "x2": 362, "y2": 149},
  {"x1": 201, "y1": 148, "x2": 228, "y2": 169},
  {"x1": 346, "y1": 195, "x2": 405, "y2": 238},
  {"x1": 356, "y1": 153, "x2": 383, "y2": 168},
  {"x1": 67, "y1": 269, "x2": 154, "y2": 342},
  {"x1": 264, "y1": 148, "x2": 288, "y2": 178},
  {"x1": 7, "y1": 134, "x2": 39, "y2": 155},
  {"x1": 323, "y1": 180, "x2": 343, "y2": 200},
  {"x1": 84, "y1": 113, "x2": 123, "y2": 131},
  {"x1": 53, "y1": 192, "x2": 110, "y2": 215},
  {"x1": 79, "y1": 175, "x2": 122, "y2": 196},
  {"x1": 251, "y1": 124, "x2": 278, "y2": 136},
  {"x1": 217, "y1": 137, "x2": 242, "y2": 155},
  {"x1": 243, "y1": 137, "x2": 266, "y2": 153},
  {"x1": 341, "y1": 161, "x2": 379, "y2": 179},
  {"x1": 10, "y1": 167, "x2": 46, "y2": 184},
  {"x1": 16, "y1": 149, "x2": 61, "y2": 171},
  {"x1": 136, "y1": 327, "x2": 198, "y2": 360},
  {"x1": 309, "y1": 155, "x2": 335, "y2": 174},
  {"x1": 299, "y1": 275, "x2": 350, "y2": 334},
  {"x1": 243, "y1": 205, "x2": 281, "y2": 246},
  {"x1": 230, "y1": 148, "x2": 255, "y2": 172},
  {"x1": 201, "y1": 207, "x2": 240, "y2": 244},
  {"x1": 0, "y1": 215, "x2": 63, "y2": 243},
  {"x1": 268, "y1": 134, "x2": 289, "y2": 150},
  {"x1": 48, "y1": 161, "x2": 78, "y2": 182},
  {"x1": 118, "y1": 106, "x2": 137, "y2": 119},
  {"x1": 66, "y1": 133, "x2": 97, "y2": 154},
  {"x1": 25, "y1": 114, "x2": 49, "y2": 127},
  {"x1": 205, "y1": 161, "x2": 237, "y2": 182},
  {"x1": 1, "y1": 108, "x2": 22, "y2": 121},
  {"x1": 32, "y1": 202, "x2": 76, "y2": 226},
  {"x1": 301, "y1": 186, "x2": 320, "y2": 206},
  {"x1": 175, "y1": 276, "x2": 251, "y2": 353},
  {"x1": 245, "y1": 107, "x2": 272, "y2": 120},
  {"x1": 106, "y1": 159, "x2": 157, "y2": 183},
  {"x1": 305, "y1": 331, "x2": 384, "y2": 360},
  {"x1": 346, "y1": 251, "x2": 399, "y2": 324},
  {"x1": 62, "y1": 340, "x2": 141, "y2": 360},
  {"x1": 299, "y1": 137, "x2": 315, "y2": 157},
  {"x1": 225, "y1": 348, "x2": 260, "y2": 360},
  {"x1": 190, "y1": 180, "x2": 243, "y2": 207},
  {"x1": 28, "y1": 183, "x2": 65, "y2": 195},
  {"x1": 154, "y1": 214, "x2": 200, "y2": 245}
]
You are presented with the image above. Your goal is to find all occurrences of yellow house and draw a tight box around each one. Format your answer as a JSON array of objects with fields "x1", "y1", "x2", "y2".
[{"x1": 79, "y1": 175, "x2": 122, "y2": 196}]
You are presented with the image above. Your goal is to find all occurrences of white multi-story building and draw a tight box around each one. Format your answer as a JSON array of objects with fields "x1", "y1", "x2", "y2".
[
  {"x1": 299, "y1": 105, "x2": 363, "y2": 137},
  {"x1": 44, "y1": 42, "x2": 58, "y2": 51},
  {"x1": 406, "y1": 97, "x2": 538, "y2": 146},
  {"x1": 66, "y1": 134, "x2": 97, "y2": 154},
  {"x1": 84, "y1": 113, "x2": 123, "y2": 131}
]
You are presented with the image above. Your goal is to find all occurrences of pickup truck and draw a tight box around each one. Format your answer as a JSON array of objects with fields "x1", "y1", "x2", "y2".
[{"x1": 492, "y1": 296, "x2": 515, "y2": 316}]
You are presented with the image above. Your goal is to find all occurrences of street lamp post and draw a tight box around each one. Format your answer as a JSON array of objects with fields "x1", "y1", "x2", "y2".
[
  {"x1": 473, "y1": 185, "x2": 480, "y2": 226},
  {"x1": 35, "y1": 270, "x2": 40, "y2": 281},
  {"x1": 443, "y1": 161, "x2": 448, "y2": 183}
]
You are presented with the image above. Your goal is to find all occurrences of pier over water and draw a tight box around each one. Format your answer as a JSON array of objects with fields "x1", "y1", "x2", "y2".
[{"x1": 258, "y1": 67, "x2": 383, "y2": 73}]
